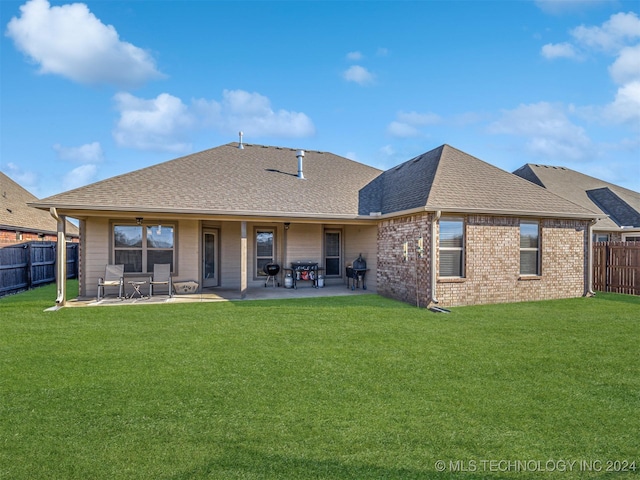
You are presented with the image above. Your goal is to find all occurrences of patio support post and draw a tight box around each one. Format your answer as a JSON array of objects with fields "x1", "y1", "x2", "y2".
[
  {"x1": 241, "y1": 221, "x2": 247, "y2": 299},
  {"x1": 50, "y1": 208, "x2": 67, "y2": 307}
]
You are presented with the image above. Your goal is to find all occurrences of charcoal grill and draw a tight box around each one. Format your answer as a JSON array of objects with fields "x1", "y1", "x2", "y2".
[
  {"x1": 263, "y1": 263, "x2": 280, "y2": 287},
  {"x1": 346, "y1": 254, "x2": 367, "y2": 290}
]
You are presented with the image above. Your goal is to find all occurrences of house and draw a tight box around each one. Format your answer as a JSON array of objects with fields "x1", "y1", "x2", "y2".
[
  {"x1": 1, "y1": 172, "x2": 79, "y2": 245},
  {"x1": 513, "y1": 164, "x2": 640, "y2": 242},
  {"x1": 30, "y1": 143, "x2": 601, "y2": 307}
]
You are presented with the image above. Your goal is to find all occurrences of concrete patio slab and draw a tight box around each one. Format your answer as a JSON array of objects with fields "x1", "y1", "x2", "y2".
[{"x1": 65, "y1": 283, "x2": 375, "y2": 307}]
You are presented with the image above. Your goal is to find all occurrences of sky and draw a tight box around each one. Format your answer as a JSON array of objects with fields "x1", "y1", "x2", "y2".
[{"x1": 1, "y1": 0, "x2": 639, "y2": 200}]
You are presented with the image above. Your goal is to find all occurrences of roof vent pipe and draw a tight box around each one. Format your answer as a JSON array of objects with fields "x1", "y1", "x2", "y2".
[
  {"x1": 296, "y1": 150, "x2": 305, "y2": 179},
  {"x1": 238, "y1": 131, "x2": 244, "y2": 149}
]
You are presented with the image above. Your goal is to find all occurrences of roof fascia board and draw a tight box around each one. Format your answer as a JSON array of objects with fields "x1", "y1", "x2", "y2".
[
  {"x1": 0, "y1": 224, "x2": 56, "y2": 235},
  {"x1": 33, "y1": 206, "x2": 378, "y2": 225},
  {"x1": 374, "y1": 206, "x2": 603, "y2": 220}
]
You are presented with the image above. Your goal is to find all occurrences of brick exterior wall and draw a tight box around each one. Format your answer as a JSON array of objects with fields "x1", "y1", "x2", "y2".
[
  {"x1": 0, "y1": 229, "x2": 58, "y2": 245},
  {"x1": 377, "y1": 213, "x2": 433, "y2": 307},
  {"x1": 377, "y1": 213, "x2": 590, "y2": 307}
]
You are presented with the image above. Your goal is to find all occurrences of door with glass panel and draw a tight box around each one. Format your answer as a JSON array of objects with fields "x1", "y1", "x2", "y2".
[
  {"x1": 324, "y1": 230, "x2": 342, "y2": 276},
  {"x1": 202, "y1": 229, "x2": 219, "y2": 287}
]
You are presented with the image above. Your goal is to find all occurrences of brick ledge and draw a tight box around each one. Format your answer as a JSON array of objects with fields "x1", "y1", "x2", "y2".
[{"x1": 437, "y1": 277, "x2": 466, "y2": 283}]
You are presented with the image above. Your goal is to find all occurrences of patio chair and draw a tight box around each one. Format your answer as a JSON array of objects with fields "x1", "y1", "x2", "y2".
[
  {"x1": 149, "y1": 263, "x2": 173, "y2": 298},
  {"x1": 97, "y1": 264, "x2": 124, "y2": 300}
]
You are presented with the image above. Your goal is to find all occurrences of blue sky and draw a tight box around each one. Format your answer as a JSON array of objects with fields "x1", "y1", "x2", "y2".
[{"x1": 1, "y1": 0, "x2": 639, "y2": 199}]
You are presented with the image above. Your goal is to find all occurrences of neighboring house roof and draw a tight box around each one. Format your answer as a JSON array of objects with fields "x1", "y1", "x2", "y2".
[
  {"x1": 31, "y1": 143, "x2": 384, "y2": 220},
  {"x1": 513, "y1": 164, "x2": 640, "y2": 230},
  {"x1": 0, "y1": 172, "x2": 79, "y2": 236},
  {"x1": 359, "y1": 145, "x2": 599, "y2": 218}
]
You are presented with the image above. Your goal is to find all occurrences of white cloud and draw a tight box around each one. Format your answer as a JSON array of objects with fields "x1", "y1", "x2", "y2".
[
  {"x1": 113, "y1": 92, "x2": 195, "y2": 152},
  {"x1": 570, "y1": 11, "x2": 640, "y2": 53},
  {"x1": 194, "y1": 89, "x2": 315, "y2": 138},
  {"x1": 346, "y1": 51, "x2": 363, "y2": 61},
  {"x1": 113, "y1": 89, "x2": 315, "y2": 151},
  {"x1": 53, "y1": 142, "x2": 103, "y2": 163},
  {"x1": 541, "y1": 42, "x2": 581, "y2": 59},
  {"x1": 5, "y1": 0, "x2": 163, "y2": 88},
  {"x1": 62, "y1": 164, "x2": 97, "y2": 190},
  {"x1": 609, "y1": 44, "x2": 640, "y2": 84},
  {"x1": 386, "y1": 121, "x2": 421, "y2": 138},
  {"x1": 386, "y1": 111, "x2": 441, "y2": 138},
  {"x1": 376, "y1": 47, "x2": 389, "y2": 57},
  {"x1": 343, "y1": 65, "x2": 375, "y2": 85},
  {"x1": 538, "y1": 12, "x2": 640, "y2": 135},
  {"x1": 4, "y1": 162, "x2": 38, "y2": 191},
  {"x1": 604, "y1": 81, "x2": 640, "y2": 126},
  {"x1": 487, "y1": 102, "x2": 591, "y2": 160},
  {"x1": 379, "y1": 145, "x2": 395, "y2": 156}
]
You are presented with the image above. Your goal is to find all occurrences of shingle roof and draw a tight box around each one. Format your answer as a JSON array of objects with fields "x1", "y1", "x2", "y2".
[
  {"x1": 32, "y1": 143, "x2": 383, "y2": 219},
  {"x1": 513, "y1": 164, "x2": 640, "y2": 229},
  {"x1": 31, "y1": 143, "x2": 601, "y2": 221},
  {"x1": 1, "y1": 172, "x2": 79, "y2": 236},
  {"x1": 360, "y1": 145, "x2": 599, "y2": 218}
]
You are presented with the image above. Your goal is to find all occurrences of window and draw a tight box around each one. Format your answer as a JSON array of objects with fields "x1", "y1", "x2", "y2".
[
  {"x1": 593, "y1": 233, "x2": 609, "y2": 242},
  {"x1": 439, "y1": 219, "x2": 464, "y2": 277},
  {"x1": 623, "y1": 235, "x2": 640, "y2": 242},
  {"x1": 520, "y1": 221, "x2": 539, "y2": 276},
  {"x1": 256, "y1": 229, "x2": 275, "y2": 276},
  {"x1": 113, "y1": 224, "x2": 174, "y2": 273},
  {"x1": 324, "y1": 230, "x2": 342, "y2": 276}
]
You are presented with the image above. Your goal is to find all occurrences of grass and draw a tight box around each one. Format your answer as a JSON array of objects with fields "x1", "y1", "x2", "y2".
[{"x1": 1, "y1": 281, "x2": 638, "y2": 479}]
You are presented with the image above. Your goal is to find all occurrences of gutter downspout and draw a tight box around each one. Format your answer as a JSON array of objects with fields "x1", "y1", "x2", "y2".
[
  {"x1": 49, "y1": 207, "x2": 67, "y2": 308},
  {"x1": 431, "y1": 210, "x2": 441, "y2": 305},
  {"x1": 587, "y1": 219, "x2": 596, "y2": 296}
]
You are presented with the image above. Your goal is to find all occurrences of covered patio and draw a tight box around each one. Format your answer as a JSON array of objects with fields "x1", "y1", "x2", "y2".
[{"x1": 65, "y1": 283, "x2": 376, "y2": 307}]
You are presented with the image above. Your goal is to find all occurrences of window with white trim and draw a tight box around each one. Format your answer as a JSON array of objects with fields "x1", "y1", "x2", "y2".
[
  {"x1": 256, "y1": 228, "x2": 275, "y2": 276},
  {"x1": 593, "y1": 233, "x2": 609, "y2": 242},
  {"x1": 439, "y1": 219, "x2": 464, "y2": 277},
  {"x1": 113, "y1": 224, "x2": 175, "y2": 273},
  {"x1": 520, "y1": 221, "x2": 539, "y2": 276}
]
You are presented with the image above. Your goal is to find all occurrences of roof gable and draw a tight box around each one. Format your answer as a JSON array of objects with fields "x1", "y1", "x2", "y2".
[
  {"x1": 34, "y1": 144, "x2": 383, "y2": 218},
  {"x1": 587, "y1": 187, "x2": 640, "y2": 227},
  {"x1": 513, "y1": 164, "x2": 640, "y2": 229},
  {"x1": 360, "y1": 145, "x2": 597, "y2": 217},
  {"x1": 1, "y1": 172, "x2": 79, "y2": 235},
  {"x1": 32, "y1": 143, "x2": 601, "y2": 221}
]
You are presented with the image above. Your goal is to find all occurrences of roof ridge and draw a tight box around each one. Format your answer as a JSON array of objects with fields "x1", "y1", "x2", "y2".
[
  {"x1": 422, "y1": 145, "x2": 446, "y2": 205},
  {"x1": 529, "y1": 163, "x2": 639, "y2": 196}
]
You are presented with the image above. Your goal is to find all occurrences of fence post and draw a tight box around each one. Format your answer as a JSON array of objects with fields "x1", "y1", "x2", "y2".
[
  {"x1": 26, "y1": 243, "x2": 32, "y2": 290},
  {"x1": 605, "y1": 242, "x2": 610, "y2": 292}
]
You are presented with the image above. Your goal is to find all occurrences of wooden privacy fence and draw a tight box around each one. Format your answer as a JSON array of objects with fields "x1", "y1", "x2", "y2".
[
  {"x1": 0, "y1": 242, "x2": 78, "y2": 297},
  {"x1": 593, "y1": 241, "x2": 640, "y2": 295}
]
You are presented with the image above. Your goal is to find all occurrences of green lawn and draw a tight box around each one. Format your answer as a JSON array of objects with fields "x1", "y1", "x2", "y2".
[{"x1": 1, "y1": 282, "x2": 638, "y2": 479}]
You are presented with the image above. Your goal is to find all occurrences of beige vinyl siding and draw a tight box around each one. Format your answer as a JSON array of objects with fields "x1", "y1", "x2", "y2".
[
  {"x1": 286, "y1": 223, "x2": 322, "y2": 266},
  {"x1": 84, "y1": 217, "x2": 110, "y2": 298},
  {"x1": 345, "y1": 224, "x2": 377, "y2": 289},
  {"x1": 220, "y1": 221, "x2": 241, "y2": 288},
  {"x1": 176, "y1": 219, "x2": 199, "y2": 284}
]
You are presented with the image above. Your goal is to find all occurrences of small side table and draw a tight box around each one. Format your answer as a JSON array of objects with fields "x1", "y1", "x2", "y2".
[{"x1": 127, "y1": 281, "x2": 147, "y2": 299}]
